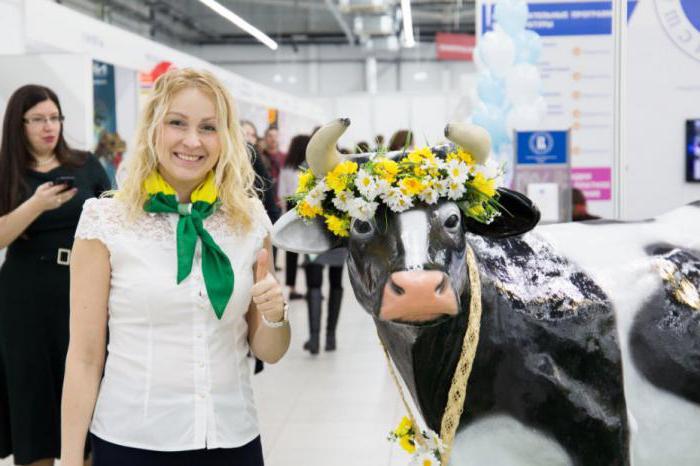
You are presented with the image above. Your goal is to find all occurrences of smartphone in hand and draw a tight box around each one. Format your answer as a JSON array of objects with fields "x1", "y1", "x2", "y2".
[{"x1": 54, "y1": 175, "x2": 76, "y2": 191}]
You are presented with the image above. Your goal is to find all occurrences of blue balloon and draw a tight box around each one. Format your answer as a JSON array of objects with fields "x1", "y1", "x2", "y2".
[
  {"x1": 494, "y1": 0, "x2": 529, "y2": 36},
  {"x1": 514, "y1": 29, "x2": 542, "y2": 64},
  {"x1": 472, "y1": 104, "x2": 510, "y2": 149},
  {"x1": 476, "y1": 72, "x2": 506, "y2": 106}
]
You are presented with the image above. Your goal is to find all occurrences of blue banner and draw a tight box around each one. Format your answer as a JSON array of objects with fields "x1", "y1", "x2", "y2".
[
  {"x1": 93, "y1": 60, "x2": 118, "y2": 187},
  {"x1": 482, "y1": 1, "x2": 639, "y2": 36},
  {"x1": 516, "y1": 130, "x2": 568, "y2": 165},
  {"x1": 93, "y1": 60, "x2": 116, "y2": 140}
]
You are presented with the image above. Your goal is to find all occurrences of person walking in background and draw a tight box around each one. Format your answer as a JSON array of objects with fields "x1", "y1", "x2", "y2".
[
  {"x1": 303, "y1": 253, "x2": 345, "y2": 355},
  {"x1": 240, "y1": 120, "x2": 259, "y2": 149},
  {"x1": 261, "y1": 126, "x2": 286, "y2": 270},
  {"x1": 388, "y1": 129, "x2": 413, "y2": 151},
  {"x1": 301, "y1": 148, "x2": 346, "y2": 355},
  {"x1": 572, "y1": 188, "x2": 600, "y2": 221},
  {"x1": 241, "y1": 120, "x2": 280, "y2": 225},
  {"x1": 60, "y1": 69, "x2": 290, "y2": 466},
  {"x1": 355, "y1": 141, "x2": 370, "y2": 153},
  {"x1": 277, "y1": 134, "x2": 310, "y2": 301},
  {"x1": 0, "y1": 84, "x2": 111, "y2": 466},
  {"x1": 260, "y1": 126, "x2": 285, "y2": 204}
]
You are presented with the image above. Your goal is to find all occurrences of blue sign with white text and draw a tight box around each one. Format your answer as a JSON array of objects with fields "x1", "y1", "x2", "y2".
[
  {"x1": 516, "y1": 131, "x2": 568, "y2": 165},
  {"x1": 482, "y1": 1, "x2": 639, "y2": 36}
]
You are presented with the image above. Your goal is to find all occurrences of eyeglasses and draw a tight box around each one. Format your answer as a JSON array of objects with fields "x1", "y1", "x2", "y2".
[{"x1": 23, "y1": 115, "x2": 65, "y2": 126}]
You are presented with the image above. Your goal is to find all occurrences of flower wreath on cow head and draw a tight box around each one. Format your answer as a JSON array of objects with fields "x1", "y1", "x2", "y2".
[{"x1": 290, "y1": 118, "x2": 514, "y2": 239}]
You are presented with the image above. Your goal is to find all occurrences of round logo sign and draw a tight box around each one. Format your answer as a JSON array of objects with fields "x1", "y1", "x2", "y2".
[
  {"x1": 655, "y1": 0, "x2": 700, "y2": 62},
  {"x1": 528, "y1": 132, "x2": 554, "y2": 156}
]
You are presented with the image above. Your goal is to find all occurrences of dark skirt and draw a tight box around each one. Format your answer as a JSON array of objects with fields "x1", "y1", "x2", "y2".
[
  {"x1": 91, "y1": 434, "x2": 264, "y2": 466},
  {"x1": 0, "y1": 250, "x2": 74, "y2": 465}
]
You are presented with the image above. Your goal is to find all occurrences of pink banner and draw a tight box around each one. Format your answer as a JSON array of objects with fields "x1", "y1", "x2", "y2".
[{"x1": 571, "y1": 167, "x2": 611, "y2": 201}]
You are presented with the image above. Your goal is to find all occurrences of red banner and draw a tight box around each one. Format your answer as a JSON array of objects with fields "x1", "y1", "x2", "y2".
[{"x1": 435, "y1": 33, "x2": 475, "y2": 61}]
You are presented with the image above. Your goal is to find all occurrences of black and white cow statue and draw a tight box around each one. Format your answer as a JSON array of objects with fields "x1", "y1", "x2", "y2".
[{"x1": 273, "y1": 119, "x2": 700, "y2": 465}]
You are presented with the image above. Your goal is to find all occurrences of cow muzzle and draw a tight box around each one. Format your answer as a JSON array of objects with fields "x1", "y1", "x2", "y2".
[{"x1": 379, "y1": 270, "x2": 458, "y2": 323}]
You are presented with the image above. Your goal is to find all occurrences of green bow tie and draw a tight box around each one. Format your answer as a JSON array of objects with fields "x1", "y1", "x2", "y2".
[{"x1": 144, "y1": 192, "x2": 234, "y2": 319}]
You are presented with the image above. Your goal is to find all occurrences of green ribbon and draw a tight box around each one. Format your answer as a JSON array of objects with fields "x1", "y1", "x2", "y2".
[{"x1": 144, "y1": 192, "x2": 234, "y2": 319}]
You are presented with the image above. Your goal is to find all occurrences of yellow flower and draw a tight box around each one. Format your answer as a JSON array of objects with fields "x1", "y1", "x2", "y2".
[
  {"x1": 297, "y1": 200, "x2": 323, "y2": 219},
  {"x1": 400, "y1": 177, "x2": 426, "y2": 196},
  {"x1": 326, "y1": 161, "x2": 358, "y2": 193},
  {"x1": 399, "y1": 436, "x2": 416, "y2": 454},
  {"x1": 373, "y1": 158, "x2": 399, "y2": 183},
  {"x1": 296, "y1": 170, "x2": 315, "y2": 194},
  {"x1": 467, "y1": 202, "x2": 486, "y2": 217},
  {"x1": 422, "y1": 460, "x2": 433, "y2": 466},
  {"x1": 326, "y1": 171, "x2": 348, "y2": 193},
  {"x1": 447, "y1": 148, "x2": 474, "y2": 165},
  {"x1": 471, "y1": 173, "x2": 496, "y2": 197},
  {"x1": 325, "y1": 214, "x2": 349, "y2": 237},
  {"x1": 406, "y1": 147, "x2": 434, "y2": 164},
  {"x1": 394, "y1": 416, "x2": 413, "y2": 437},
  {"x1": 332, "y1": 161, "x2": 358, "y2": 176}
]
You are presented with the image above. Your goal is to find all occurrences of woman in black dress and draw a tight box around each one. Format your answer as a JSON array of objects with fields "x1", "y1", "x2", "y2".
[{"x1": 0, "y1": 85, "x2": 111, "y2": 466}]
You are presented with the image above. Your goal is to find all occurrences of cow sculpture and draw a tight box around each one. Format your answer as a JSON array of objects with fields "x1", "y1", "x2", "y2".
[{"x1": 273, "y1": 118, "x2": 700, "y2": 465}]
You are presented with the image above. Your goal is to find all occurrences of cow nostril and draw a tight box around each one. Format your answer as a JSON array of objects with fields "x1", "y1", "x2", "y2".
[
  {"x1": 389, "y1": 279, "x2": 405, "y2": 296},
  {"x1": 435, "y1": 275, "x2": 447, "y2": 295}
]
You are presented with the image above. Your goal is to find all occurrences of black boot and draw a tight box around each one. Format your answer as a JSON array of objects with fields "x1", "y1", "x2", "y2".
[
  {"x1": 325, "y1": 288, "x2": 343, "y2": 351},
  {"x1": 303, "y1": 288, "x2": 322, "y2": 355}
]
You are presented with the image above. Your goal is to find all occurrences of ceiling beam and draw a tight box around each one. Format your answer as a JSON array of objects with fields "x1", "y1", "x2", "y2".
[{"x1": 324, "y1": 0, "x2": 356, "y2": 45}]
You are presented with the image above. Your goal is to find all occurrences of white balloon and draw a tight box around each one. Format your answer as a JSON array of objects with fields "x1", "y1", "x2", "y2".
[
  {"x1": 505, "y1": 63, "x2": 541, "y2": 106},
  {"x1": 479, "y1": 26, "x2": 515, "y2": 78},
  {"x1": 506, "y1": 104, "x2": 541, "y2": 133},
  {"x1": 534, "y1": 96, "x2": 548, "y2": 120},
  {"x1": 473, "y1": 45, "x2": 487, "y2": 73}
]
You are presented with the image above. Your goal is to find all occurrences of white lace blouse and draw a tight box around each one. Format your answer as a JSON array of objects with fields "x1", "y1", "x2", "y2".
[{"x1": 74, "y1": 197, "x2": 272, "y2": 451}]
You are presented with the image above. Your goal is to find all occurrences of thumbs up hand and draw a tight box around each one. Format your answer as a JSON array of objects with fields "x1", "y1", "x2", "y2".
[{"x1": 251, "y1": 249, "x2": 286, "y2": 323}]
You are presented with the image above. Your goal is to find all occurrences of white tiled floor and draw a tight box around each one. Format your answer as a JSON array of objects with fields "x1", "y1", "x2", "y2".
[{"x1": 1, "y1": 268, "x2": 413, "y2": 466}]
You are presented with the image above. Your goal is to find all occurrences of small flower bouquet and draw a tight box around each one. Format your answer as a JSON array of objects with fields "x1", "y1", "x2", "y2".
[{"x1": 388, "y1": 417, "x2": 446, "y2": 466}]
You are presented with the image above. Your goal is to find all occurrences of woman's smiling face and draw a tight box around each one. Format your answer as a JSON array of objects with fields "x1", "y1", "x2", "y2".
[{"x1": 157, "y1": 87, "x2": 221, "y2": 197}]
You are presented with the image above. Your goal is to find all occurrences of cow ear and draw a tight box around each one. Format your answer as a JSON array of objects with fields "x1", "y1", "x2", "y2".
[
  {"x1": 272, "y1": 210, "x2": 338, "y2": 254},
  {"x1": 464, "y1": 188, "x2": 540, "y2": 238}
]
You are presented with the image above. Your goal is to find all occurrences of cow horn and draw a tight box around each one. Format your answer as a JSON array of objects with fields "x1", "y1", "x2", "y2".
[
  {"x1": 306, "y1": 118, "x2": 350, "y2": 177},
  {"x1": 444, "y1": 123, "x2": 491, "y2": 164}
]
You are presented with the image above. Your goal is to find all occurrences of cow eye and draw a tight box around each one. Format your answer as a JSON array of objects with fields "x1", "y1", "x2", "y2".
[
  {"x1": 444, "y1": 213, "x2": 460, "y2": 230},
  {"x1": 352, "y1": 219, "x2": 374, "y2": 236}
]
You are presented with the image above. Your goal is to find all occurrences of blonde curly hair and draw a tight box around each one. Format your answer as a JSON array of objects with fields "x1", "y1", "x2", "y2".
[{"x1": 117, "y1": 68, "x2": 256, "y2": 231}]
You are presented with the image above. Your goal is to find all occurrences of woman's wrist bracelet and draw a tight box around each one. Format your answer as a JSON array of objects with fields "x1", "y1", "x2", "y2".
[{"x1": 261, "y1": 301, "x2": 289, "y2": 328}]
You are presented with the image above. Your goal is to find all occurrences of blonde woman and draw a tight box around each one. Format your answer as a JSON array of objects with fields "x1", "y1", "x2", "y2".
[{"x1": 60, "y1": 69, "x2": 290, "y2": 466}]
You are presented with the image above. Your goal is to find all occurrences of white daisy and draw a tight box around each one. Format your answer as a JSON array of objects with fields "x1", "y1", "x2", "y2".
[
  {"x1": 434, "y1": 178, "x2": 451, "y2": 197},
  {"x1": 354, "y1": 169, "x2": 380, "y2": 200},
  {"x1": 376, "y1": 179, "x2": 392, "y2": 198},
  {"x1": 473, "y1": 158, "x2": 500, "y2": 180},
  {"x1": 387, "y1": 191, "x2": 414, "y2": 212},
  {"x1": 347, "y1": 197, "x2": 378, "y2": 221},
  {"x1": 380, "y1": 186, "x2": 401, "y2": 203},
  {"x1": 446, "y1": 180, "x2": 467, "y2": 200},
  {"x1": 409, "y1": 450, "x2": 440, "y2": 466},
  {"x1": 332, "y1": 190, "x2": 353, "y2": 212},
  {"x1": 306, "y1": 183, "x2": 327, "y2": 207},
  {"x1": 445, "y1": 159, "x2": 469, "y2": 184},
  {"x1": 419, "y1": 186, "x2": 440, "y2": 204}
]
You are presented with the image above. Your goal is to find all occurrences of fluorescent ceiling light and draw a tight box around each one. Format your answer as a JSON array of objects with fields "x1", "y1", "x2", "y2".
[
  {"x1": 198, "y1": 0, "x2": 278, "y2": 50},
  {"x1": 401, "y1": 0, "x2": 415, "y2": 48}
]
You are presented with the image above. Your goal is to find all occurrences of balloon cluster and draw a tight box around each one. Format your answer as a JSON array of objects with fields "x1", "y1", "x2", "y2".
[{"x1": 471, "y1": 0, "x2": 546, "y2": 161}]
